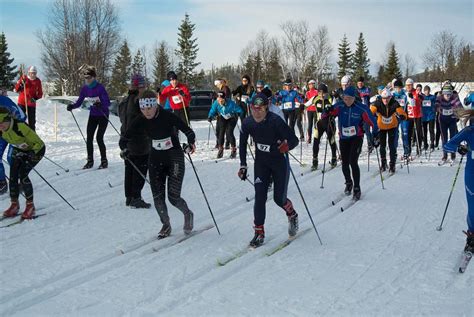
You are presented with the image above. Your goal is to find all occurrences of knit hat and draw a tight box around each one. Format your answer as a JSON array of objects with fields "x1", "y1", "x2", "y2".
[
  {"x1": 256, "y1": 80, "x2": 265, "y2": 88},
  {"x1": 262, "y1": 87, "x2": 272, "y2": 98},
  {"x1": 341, "y1": 75, "x2": 351, "y2": 85},
  {"x1": 28, "y1": 66, "x2": 37, "y2": 73},
  {"x1": 377, "y1": 85, "x2": 385, "y2": 91},
  {"x1": 250, "y1": 93, "x2": 269, "y2": 107},
  {"x1": 283, "y1": 78, "x2": 292, "y2": 86},
  {"x1": 138, "y1": 90, "x2": 158, "y2": 109},
  {"x1": 317, "y1": 83, "x2": 328, "y2": 94},
  {"x1": 83, "y1": 65, "x2": 96, "y2": 78},
  {"x1": 343, "y1": 86, "x2": 357, "y2": 97},
  {"x1": 405, "y1": 78, "x2": 414, "y2": 85},
  {"x1": 216, "y1": 91, "x2": 226, "y2": 99},
  {"x1": 167, "y1": 71, "x2": 177, "y2": 80},
  {"x1": 393, "y1": 80, "x2": 403, "y2": 88},
  {"x1": 441, "y1": 85, "x2": 453, "y2": 95},
  {"x1": 308, "y1": 79, "x2": 316, "y2": 85},
  {"x1": 357, "y1": 76, "x2": 365, "y2": 83},
  {"x1": 0, "y1": 105, "x2": 11, "y2": 122},
  {"x1": 131, "y1": 73, "x2": 146, "y2": 89},
  {"x1": 381, "y1": 88, "x2": 392, "y2": 99}
]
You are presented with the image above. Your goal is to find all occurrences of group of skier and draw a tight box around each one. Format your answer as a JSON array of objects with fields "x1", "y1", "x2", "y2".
[{"x1": 0, "y1": 66, "x2": 473, "y2": 258}]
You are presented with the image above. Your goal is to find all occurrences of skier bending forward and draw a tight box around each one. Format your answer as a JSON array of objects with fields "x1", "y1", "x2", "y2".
[
  {"x1": 238, "y1": 92, "x2": 299, "y2": 248},
  {"x1": 119, "y1": 90, "x2": 196, "y2": 239}
]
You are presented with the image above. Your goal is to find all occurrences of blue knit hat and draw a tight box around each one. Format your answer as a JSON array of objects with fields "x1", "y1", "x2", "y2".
[
  {"x1": 343, "y1": 86, "x2": 357, "y2": 97},
  {"x1": 250, "y1": 93, "x2": 269, "y2": 107}
]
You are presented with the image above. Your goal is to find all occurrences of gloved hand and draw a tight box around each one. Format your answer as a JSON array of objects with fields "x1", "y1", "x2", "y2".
[
  {"x1": 14, "y1": 150, "x2": 30, "y2": 161},
  {"x1": 120, "y1": 148, "x2": 129, "y2": 160},
  {"x1": 182, "y1": 143, "x2": 196, "y2": 154},
  {"x1": 238, "y1": 166, "x2": 247, "y2": 181},
  {"x1": 67, "y1": 104, "x2": 74, "y2": 111},
  {"x1": 408, "y1": 92, "x2": 414, "y2": 99},
  {"x1": 277, "y1": 140, "x2": 289, "y2": 153},
  {"x1": 372, "y1": 135, "x2": 380, "y2": 148},
  {"x1": 458, "y1": 144, "x2": 468, "y2": 156},
  {"x1": 395, "y1": 113, "x2": 406, "y2": 121},
  {"x1": 207, "y1": 117, "x2": 212, "y2": 122},
  {"x1": 93, "y1": 101, "x2": 102, "y2": 108}
]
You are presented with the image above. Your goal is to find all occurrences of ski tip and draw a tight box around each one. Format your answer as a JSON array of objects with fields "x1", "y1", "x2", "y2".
[{"x1": 340, "y1": 207, "x2": 344, "y2": 212}]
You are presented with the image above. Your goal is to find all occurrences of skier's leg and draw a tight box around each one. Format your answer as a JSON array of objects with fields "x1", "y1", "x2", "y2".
[
  {"x1": 271, "y1": 156, "x2": 290, "y2": 208},
  {"x1": 131, "y1": 154, "x2": 149, "y2": 199},
  {"x1": 166, "y1": 150, "x2": 191, "y2": 215},
  {"x1": 19, "y1": 146, "x2": 45, "y2": 201},
  {"x1": 349, "y1": 137, "x2": 363, "y2": 189},
  {"x1": 217, "y1": 116, "x2": 226, "y2": 147},
  {"x1": 440, "y1": 119, "x2": 449, "y2": 159},
  {"x1": 388, "y1": 128, "x2": 398, "y2": 167},
  {"x1": 253, "y1": 159, "x2": 271, "y2": 227},
  {"x1": 312, "y1": 120, "x2": 322, "y2": 162},
  {"x1": 307, "y1": 111, "x2": 314, "y2": 140},
  {"x1": 429, "y1": 120, "x2": 435, "y2": 148},
  {"x1": 289, "y1": 111, "x2": 297, "y2": 132},
  {"x1": 226, "y1": 117, "x2": 237, "y2": 147},
  {"x1": 283, "y1": 110, "x2": 289, "y2": 126},
  {"x1": 435, "y1": 113, "x2": 441, "y2": 148},
  {"x1": 401, "y1": 120, "x2": 410, "y2": 156},
  {"x1": 149, "y1": 158, "x2": 170, "y2": 224},
  {"x1": 296, "y1": 110, "x2": 304, "y2": 139},
  {"x1": 448, "y1": 120, "x2": 458, "y2": 160},
  {"x1": 28, "y1": 106, "x2": 36, "y2": 131},
  {"x1": 422, "y1": 121, "x2": 428, "y2": 150},
  {"x1": 466, "y1": 175, "x2": 474, "y2": 232},
  {"x1": 327, "y1": 119, "x2": 338, "y2": 160},
  {"x1": 96, "y1": 116, "x2": 108, "y2": 162},
  {"x1": 339, "y1": 139, "x2": 352, "y2": 184},
  {"x1": 86, "y1": 116, "x2": 98, "y2": 162},
  {"x1": 124, "y1": 158, "x2": 133, "y2": 203},
  {"x1": 0, "y1": 139, "x2": 7, "y2": 182},
  {"x1": 379, "y1": 130, "x2": 388, "y2": 164},
  {"x1": 8, "y1": 154, "x2": 21, "y2": 201}
]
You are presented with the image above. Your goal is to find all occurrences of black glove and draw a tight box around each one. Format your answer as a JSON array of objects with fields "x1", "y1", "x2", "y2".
[
  {"x1": 238, "y1": 166, "x2": 247, "y2": 181},
  {"x1": 120, "y1": 148, "x2": 129, "y2": 160},
  {"x1": 178, "y1": 89, "x2": 185, "y2": 97},
  {"x1": 331, "y1": 90, "x2": 340, "y2": 99},
  {"x1": 458, "y1": 144, "x2": 468, "y2": 156},
  {"x1": 408, "y1": 92, "x2": 414, "y2": 99},
  {"x1": 182, "y1": 143, "x2": 195, "y2": 154},
  {"x1": 396, "y1": 113, "x2": 405, "y2": 121},
  {"x1": 372, "y1": 135, "x2": 380, "y2": 148},
  {"x1": 67, "y1": 104, "x2": 74, "y2": 111},
  {"x1": 14, "y1": 151, "x2": 30, "y2": 161},
  {"x1": 93, "y1": 101, "x2": 102, "y2": 108},
  {"x1": 207, "y1": 117, "x2": 212, "y2": 122}
]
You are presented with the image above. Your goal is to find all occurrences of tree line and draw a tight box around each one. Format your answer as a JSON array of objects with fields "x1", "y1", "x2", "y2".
[{"x1": 0, "y1": 0, "x2": 473, "y2": 96}]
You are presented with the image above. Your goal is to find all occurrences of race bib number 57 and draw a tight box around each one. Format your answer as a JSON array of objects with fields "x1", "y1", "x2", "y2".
[{"x1": 257, "y1": 143, "x2": 271, "y2": 152}]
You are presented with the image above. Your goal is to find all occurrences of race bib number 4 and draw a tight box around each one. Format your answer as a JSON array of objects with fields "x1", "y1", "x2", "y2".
[
  {"x1": 342, "y1": 126, "x2": 357, "y2": 137},
  {"x1": 257, "y1": 143, "x2": 271, "y2": 152},
  {"x1": 283, "y1": 102, "x2": 293, "y2": 109},
  {"x1": 152, "y1": 137, "x2": 173, "y2": 150},
  {"x1": 172, "y1": 95, "x2": 182, "y2": 104},
  {"x1": 442, "y1": 108, "x2": 454, "y2": 116},
  {"x1": 381, "y1": 116, "x2": 393, "y2": 125},
  {"x1": 422, "y1": 100, "x2": 432, "y2": 107}
]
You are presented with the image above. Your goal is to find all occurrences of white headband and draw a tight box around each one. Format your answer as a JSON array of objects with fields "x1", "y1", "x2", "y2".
[{"x1": 139, "y1": 98, "x2": 158, "y2": 109}]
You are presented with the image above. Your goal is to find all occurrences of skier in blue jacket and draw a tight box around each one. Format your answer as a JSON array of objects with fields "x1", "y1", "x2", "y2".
[
  {"x1": 208, "y1": 91, "x2": 242, "y2": 159},
  {"x1": 274, "y1": 79, "x2": 302, "y2": 133},
  {"x1": 464, "y1": 92, "x2": 474, "y2": 126},
  {"x1": 443, "y1": 109, "x2": 474, "y2": 253},
  {"x1": 421, "y1": 85, "x2": 437, "y2": 151},
  {"x1": 325, "y1": 86, "x2": 379, "y2": 200},
  {"x1": 0, "y1": 94, "x2": 27, "y2": 194},
  {"x1": 238, "y1": 93, "x2": 299, "y2": 248}
]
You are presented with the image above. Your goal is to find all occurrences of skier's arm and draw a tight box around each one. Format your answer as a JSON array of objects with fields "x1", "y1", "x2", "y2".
[
  {"x1": 119, "y1": 116, "x2": 145, "y2": 149},
  {"x1": 239, "y1": 123, "x2": 249, "y2": 167},
  {"x1": 36, "y1": 79, "x2": 43, "y2": 100},
  {"x1": 172, "y1": 112, "x2": 196, "y2": 145},
  {"x1": 72, "y1": 86, "x2": 87, "y2": 109},
  {"x1": 276, "y1": 116, "x2": 299, "y2": 151},
  {"x1": 18, "y1": 123, "x2": 45, "y2": 153},
  {"x1": 369, "y1": 105, "x2": 377, "y2": 115},
  {"x1": 208, "y1": 101, "x2": 218, "y2": 119},
  {"x1": 99, "y1": 85, "x2": 111, "y2": 109},
  {"x1": 395, "y1": 106, "x2": 408, "y2": 120},
  {"x1": 362, "y1": 107, "x2": 379, "y2": 136},
  {"x1": 444, "y1": 126, "x2": 471, "y2": 153}
]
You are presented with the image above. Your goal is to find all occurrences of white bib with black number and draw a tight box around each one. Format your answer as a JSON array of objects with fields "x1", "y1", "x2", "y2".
[
  {"x1": 396, "y1": 98, "x2": 405, "y2": 107},
  {"x1": 241, "y1": 95, "x2": 249, "y2": 103},
  {"x1": 422, "y1": 100, "x2": 431, "y2": 107},
  {"x1": 283, "y1": 102, "x2": 293, "y2": 109},
  {"x1": 342, "y1": 126, "x2": 357, "y2": 137},
  {"x1": 152, "y1": 137, "x2": 173, "y2": 150},
  {"x1": 172, "y1": 95, "x2": 182, "y2": 104},
  {"x1": 257, "y1": 143, "x2": 271, "y2": 152},
  {"x1": 442, "y1": 108, "x2": 454, "y2": 116},
  {"x1": 382, "y1": 116, "x2": 393, "y2": 125},
  {"x1": 221, "y1": 113, "x2": 232, "y2": 120}
]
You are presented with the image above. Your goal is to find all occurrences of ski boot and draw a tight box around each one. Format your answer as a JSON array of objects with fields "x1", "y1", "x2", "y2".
[
  {"x1": 225, "y1": 142, "x2": 230, "y2": 150},
  {"x1": 21, "y1": 200, "x2": 35, "y2": 219},
  {"x1": 125, "y1": 197, "x2": 132, "y2": 206},
  {"x1": 353, "y1": 186, "x2": 361, "y2": 201},
  {"x1": 217, "y1": 146, "x2": 224, "y2": 159},
  {"x1": 283, "y1": 200, "x2": 299, "y2": 237},
  {"x1": 82, "y1": 159, "x2": 94, "y2": 169},
  {"x1": 249, "y1": 225, "x2": 265, "y2": 248},
  {"x1": 129, "y1": 197, "x2": 151, "y2": 209},
  {"x1": 183, "y1": 211, "x2": 194, "y2": 235},
  {"x1": 344, "y1": 181, "x2": 353, "y2": 196},
  {"x1": 389, "y1": 162, "x2": 396, "y2": 174},
  {"x1": 230, "y1": 147, "x2": 237, "y2": 159},
  {"x1": 3, "y1": 201, "x2": 19, "y2": 218},
  {"x1": 329, "y1": 157, "x2": 337, "y2": 168},
  {"x1": 311, "y1": 159, "x2": 318, "y2": 171},
  {"x1": 158, "y1": 223, "x2": 172, "y2": 239},
  {"x1": 0, "y1": 179, "x2": 8, "y2": 195},
  {"x1": 380, "y1": 159, "x2": 387, "y2": 172},
  {"x1": 451, "y1": 153, "x2": 456, "y2": 162},
  {"x1": 464, "y1": 231, "x2": 474, "y2": 253},
  {"x1": 430, "y1": 143, "x2": 435, "y2": 152},
  {"x1": 98, "y1": 159, "x2": 108, "y2": 169}
]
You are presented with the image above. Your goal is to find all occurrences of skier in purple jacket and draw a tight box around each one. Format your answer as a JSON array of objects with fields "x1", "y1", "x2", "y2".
[{"x1": 67, "y1": 66, "x2": 111, "y2": 169}]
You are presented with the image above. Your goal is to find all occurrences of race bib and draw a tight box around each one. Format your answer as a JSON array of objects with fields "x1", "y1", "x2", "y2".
[
  {"x1": 342, "y1": 126, "x2": 356, "y2": 137},
  {"x1": 221, "y1": 113, "x2": 232, "y2": 120},
  {"x1": 382, "y1": 116, "x2": 393, "y2": 125},
  {"x1": 85, "y1": 97, "x2": 100, "y2": 103},
  {"x1": 241, "y1": 95, "x2": 249, "y2": 103},
  {"x1": 283, "y1": 102, "x2": 293, "y2": 109},
  {"x1": 172, "y1": 95, "x2": 182, "y2": 104},
  {"x1": 152, "y1": 137, "x2": 173, "y2": 150},
  {"x1": 407, "y1": 105, "x2": 414, "y2": 116},
  {"x1": 17, "y1": 143, "x2": 29, "y2": 150},
  {"x1": 442, "y1": 108, "x2": 454, "y2": 116},
  {"x1": 395, "y1": 98, "x2": 405, "y2": 107},
  {"x1": 422, "y1": 100, "x2": 432, "y2": 107},
  {"x1": 295, "y1": 102, "x2": 301, "y2": 107},
  {"x1": 256, "y1": 143, "x2": 271, "y2": 152}
]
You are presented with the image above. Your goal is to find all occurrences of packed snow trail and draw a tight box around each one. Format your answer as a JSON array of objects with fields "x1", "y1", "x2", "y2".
[{"x1": 0, "y1": 99, "x2": 471, "y2": 316}]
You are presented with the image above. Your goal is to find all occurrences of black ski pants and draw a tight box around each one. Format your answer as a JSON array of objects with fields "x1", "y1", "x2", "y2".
[
  {"x1": 340, "y1": 136, "x2": 363, "y2": 189},
  {"x1": 86, "y1": 115, "x2": 108, "y2": 162},
  {"x1": 124, "y1": 154, "x2": 149, "y2": 200},
  {"x1": 10, "y1": 146, "x2": 45, "y2": 201}
]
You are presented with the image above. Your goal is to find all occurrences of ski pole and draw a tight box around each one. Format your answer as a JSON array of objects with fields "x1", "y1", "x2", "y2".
[
  {"x1": 246, "y1": 178, "x2": 254, "y2": 187},
  {"x1": 320, "y1": 133, "x2": 329, "y2": 189},
  {"x1": 287, "y1": 156, "x2": 323, "y2": 245},
  {"x1": 207, "y1": 122, "x2": 211, "y2": 148},
  {"x1": 98, "y1": 109, "x2": 121, "y2": 136},
  {"x1": 288, "y1": 152, "x2": 305, "y2": 167},
  {"x1": 237, "y1": 121, "x2": 255, "y2": 161},
  {"x1": 414, "y1": 119, "x2": 423, "y2": 163},
  {"x1": 70, "y1": 111, "x2": 87, "y2": 145},
  {"x1": 184, "y1": 150, "x2": 220, "y2": 235},
  {"x1": 43, "y1": 155, "x2": 70, "y2": 173},
  {"x1": 436, "y1": 155, "x2": 464, "y2": 231},
  {"x1": 374, "y1": 147, "x2": 385, "y2": 190},
  {"x1": 31, "y1": 165, "x2": 77, "y2": 210}
]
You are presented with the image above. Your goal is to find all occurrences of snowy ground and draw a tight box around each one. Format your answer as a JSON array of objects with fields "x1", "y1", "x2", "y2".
[{"x1": 0, "y1": 98, "x2": 472, "y2": 316}]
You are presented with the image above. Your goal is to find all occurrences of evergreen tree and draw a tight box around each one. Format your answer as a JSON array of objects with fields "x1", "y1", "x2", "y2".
[
  {"x1": 153, "y1": 41, "x2": 171, "y2": 88},
  {"x1": 109, "y1": 40, "x2": 132, "y2": 97},
  {"x1": 265, "y1": 46, "x2": 283, "y2": 89},
  {"x1": 0, "y1": 32, "x2": 18, "y2": 89},
  {"x1": 383, "y1": 43, "x2": 402, "y2": 84},
  {"x1": 456, "y1": 44, "x2": 473, "y2": 82},
  {"x1": 176, "y1": 13, "x2": 200, "y2": 86},
  {"x1": 337, "y1": 34, "x2": 353, "y2": 80},
  {"x1": 243, "y1": 54, "x2": 255, "y2": 81},
  {"x1": 353, "y1": 32, "x2": 370, "y2": 81},
  {"x1": 253, "y1": 51, "x2": 263, "y2": 84},
  {"x1": 376, "y1": 65, "x2": 385, "y2": 85},
  {"x1": 445, "y1": 48, "x2": 456, "y2": 80},
  {"x1": 131, "y1": 49, "x2": 145, "y2": 78}
]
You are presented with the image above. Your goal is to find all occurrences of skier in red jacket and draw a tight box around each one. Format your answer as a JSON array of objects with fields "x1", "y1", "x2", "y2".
[
  {"x1": 160, "y1": 71, "x2": 191, "y2": 126},
  {"x1": 14, "y1": 66, "x2": 43, "y2": 130}
]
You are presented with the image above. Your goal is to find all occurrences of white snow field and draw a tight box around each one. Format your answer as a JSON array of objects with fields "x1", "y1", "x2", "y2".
[{"x1": 0, "y1": 97, "x2": 472, "y2": 316}]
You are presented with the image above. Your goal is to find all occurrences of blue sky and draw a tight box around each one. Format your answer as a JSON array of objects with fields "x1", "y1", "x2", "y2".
[{"x1": 1, "y1": 0, "x2": 473, "y2": 78}]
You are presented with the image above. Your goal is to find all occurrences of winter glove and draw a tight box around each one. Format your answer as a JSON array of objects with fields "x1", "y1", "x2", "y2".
[
  {"x1": 14, "y1": 150, "x2": 30, "y2": 161},
  {"x1": 458, "y1": 144, "x2": 468, "y2": 156},
  {"x1": 395, "y1": 113, "x2": 406, "y2": 121},
  {"x1": 238, "y1": 166, "x2": 248, "y2": 181},
  {"x1": 93, "y1": 101, "x2": 102, "y2": 108},
  {"x1": 119, "y1": 148, "x2": 129, "y2": 160},
  {"x1": 372, "y1": 135, "x2": 380, "y2": 148},
  {"x1": 182, "y1": 143, "x2": 195, "y2": 154},
  {"x1": 207, "y1": 117, "x2": 213, "y2": 122},
  {"x1": 67, "y1": 104, "x2": 74, "y2": 111},
  {"x1": 277, "y1": 140, "x2": 289, "y2": 154}
]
